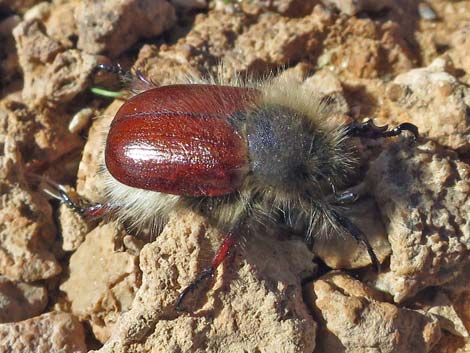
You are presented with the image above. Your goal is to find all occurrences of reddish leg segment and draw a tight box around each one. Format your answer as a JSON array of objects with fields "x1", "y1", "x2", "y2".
[{"x1": 176, "y1": 227, "x2": 240, "y2": 312}]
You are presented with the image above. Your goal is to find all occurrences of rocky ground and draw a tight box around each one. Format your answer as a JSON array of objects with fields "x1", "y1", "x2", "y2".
[{"x1": 0, "y1": 0, "x2": 469, "y2": 352}]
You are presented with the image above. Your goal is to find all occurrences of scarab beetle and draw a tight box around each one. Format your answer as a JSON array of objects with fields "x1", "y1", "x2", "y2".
[{"x1": 55, "y1": 64, "x2": 418, "y2": 311}]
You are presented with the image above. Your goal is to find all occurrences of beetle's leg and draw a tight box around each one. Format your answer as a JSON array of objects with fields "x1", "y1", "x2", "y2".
[
  {"x1": 41, "y1": 177, "x2": 112, "y2": 220},
  {"x1": 327, "y1": 177, "x2": 358, "y2": 205},
  {"x1": 347, "y1": 119, "x2": 419, "y2": 141},
  {"x1": 95, "y1": 63, "x2": 132, "y2": 79},
  {"x1": 176, "y1": 223, "x2": 242, "y2": 312},
  {"x1": 95, "y1": 63, "x2": 157, "y2": 93},
  {"x1": 331, "y1": 210, "x2": 381, "y2": 272}
]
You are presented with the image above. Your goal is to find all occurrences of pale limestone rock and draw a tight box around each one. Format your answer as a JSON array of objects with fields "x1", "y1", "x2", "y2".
[
  {"x1": 0, "y1": 276, "x2": 47, "y2": 323},
  {"x1": 306, "y1": 272, "x2": 441, "y2": 353},
  {"x1": 91, "y1": 210, "x2": 316, "y2": 353},
  {"x1": 387, "y1": 57, "x2": 470, "y2": 152},
  {"x1": 420, "y1": 291, "x2": 468, "y2": 338},
  {"x1": 60, "y1": 221, "x2": 140, "y2": 343},
  {"x1": 367, "y1": 141, "x2": 470, "y2": 302},
  {"x1": 0, "y1": 311, "x2": 86, "y2": 353}
]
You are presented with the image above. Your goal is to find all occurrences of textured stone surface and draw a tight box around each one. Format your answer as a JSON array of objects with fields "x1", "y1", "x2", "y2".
[
  {"x1": 60, "y1": 221, "x2": 140, "y2": 343},
  {"x1": 76, "y1": 101, "x2": 121, "y2": 203},
  {"x1": 0, "y1": 311, "x2": 87, "y2": 353},
  {"x1": 91, "y1": 211, "x2": 317, "y2": 353},
  {"x1": 0, "y1": 132, "x2": 61, "y2": 282},
  {"x1": 419, "y1": 291, "x2": 468, "y2": 338},
  {"x1": 306, "y1": 272, "x2": 441, "y2": 353},
  {"x1": 321, "y1": 0, "x2": 392, "y2": 15},
  {"x1": 317, "y1": 16, "x2": 416, "y2": 79},
  {"x1": 387, "y1": 57, "x2": 470, "y2": 152},
  {"x1": 0, "y1": 15, "x2": 21, "y2": 87},
  {"x1": 0, "y1": 276, "x2": 47, "y2": 323},
  {"x1": 75, "y1": 0, "x2": 176, "y2": 56},
  {"x1": 13, "y1": 18, "x2": 99, "y2": 105},
  {"x1": 367, "y1": 141, "x2": 470, "y2": 302},
  {"x1": 57, "y1": 200, "x2": 92, "y2": 252}
]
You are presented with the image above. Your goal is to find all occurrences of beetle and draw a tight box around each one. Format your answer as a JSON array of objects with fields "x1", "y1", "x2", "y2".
[{"x1": 54, "y1": 64, "x2": 418, "y2": 311}]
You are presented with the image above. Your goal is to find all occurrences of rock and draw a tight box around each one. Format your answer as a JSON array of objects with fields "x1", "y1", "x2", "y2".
[
  {"x1": 418, "y1": 2, "x2": 438, "y2": 21},
  {"x1": 41, "y1": 1, "x2": 78, "y2": 48},
  {"x1": 0, "y1": 136, "x2": 61, "y2": 282},
  {"x1": 57, "y1": 200, "x2": 92, "y2": 252},
  {"x1": 238, "y1": 0, "x2": 318, "y2": 17},
  {"x1": 0, "y1": 0, "x2": 44, "y2": 13},
  {"x1": 449, "y1": 25, "x2": 470, "y2": 78},
  {"x1": 13, "y1": 18, "x2": 99, "y2": 105},
  {"x1": 224, "y1": 8, "x2": 332, "y2": 76},
  {"x1": 318, "y1": 16, "x2": 415, "y2": 79},
  {"x1": 387, "y1": 57, "x2": 470, "y2": 152},
  {"x1": 0, "y1": 276, "x2": 47, "y2": 323},
  {"x1": 430, "y1": 332, "x2": 470, "y2": 353},
  {"x1": 0, "y1": 15, "x2": 21, "y2": 86},
  {"x1": 321, "y1": 0, "x2": 392, "y2": 16},
  {"x1": 0, "y1": 99, "x2": 83, "y2": 169},
  {"x1": 171, "y1": 0, "x2": 207, "y2": 9},
  {"x1": 134, "y1": 6, "x2": 333, "y2": 83},
  {"x1": 305, "y1": 272, "x2": 441, "y2": 353},
  {"x1": 366, "y1": 141, "x2": 470, "y2": 302},
  {"x1": 417, "y1": 291, "x2": 468, "y2": 338},
  {"x1": 0, "y1": 311, "x2": 87, "y2": 353},
  {"x1": 91, "y1": 210, "x2": 317, "y2": 353},
  {"x1": 75, "y1": 0, "x2": 176, "y2": 57},
  {"x1": 60, "y1": 221, "x2": 140, "y2": 343},
  {"x1": 76, "y1": 101, "x2": 121, "y2": 203}
]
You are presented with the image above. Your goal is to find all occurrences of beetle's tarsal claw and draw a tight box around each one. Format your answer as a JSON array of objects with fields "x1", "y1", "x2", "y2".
[
  {"x1": 394, "y1": 122, "x2": 419, "y2": 142},
  {"x1": 57, "y1": 189, "x2": 85, "y2": 215},
  {"x1": 175, "y1": 268, "x2": 215, "y2": 313},
  {"x1": 347, "y1": 119, "x2": 419, "y2": 142}
]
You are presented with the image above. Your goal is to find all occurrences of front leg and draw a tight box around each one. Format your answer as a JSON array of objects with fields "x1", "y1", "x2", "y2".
[{"x1": 347, "y1": 119, "x2": 419, "y2": 141}]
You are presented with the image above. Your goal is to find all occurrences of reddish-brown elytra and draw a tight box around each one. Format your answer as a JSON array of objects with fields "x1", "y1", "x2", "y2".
[{"x1": 105, "y1": 84, "x2": 260, "y2": 196}]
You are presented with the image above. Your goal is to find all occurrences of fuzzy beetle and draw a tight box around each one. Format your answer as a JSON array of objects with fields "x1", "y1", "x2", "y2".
[{"x1": 54, "y1": 64, "x2": 418, "y2": 311}]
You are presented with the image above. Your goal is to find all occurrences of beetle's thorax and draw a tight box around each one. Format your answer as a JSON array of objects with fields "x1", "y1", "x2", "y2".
[{"x1": 243, "y1": 105, "x2": 314, "y2": 189}]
